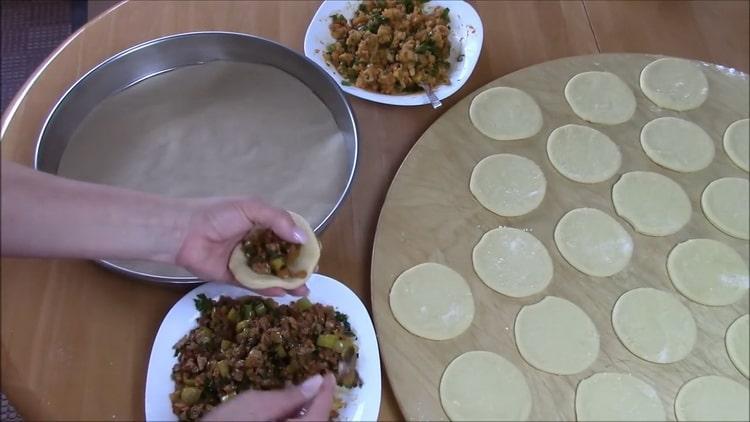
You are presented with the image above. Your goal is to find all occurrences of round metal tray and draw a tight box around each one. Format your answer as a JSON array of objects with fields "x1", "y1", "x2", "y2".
[{"x1": 35, "y1": 32, "x2": 358, "y2": 283}]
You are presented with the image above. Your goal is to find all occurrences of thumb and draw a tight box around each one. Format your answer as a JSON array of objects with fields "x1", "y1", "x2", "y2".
[
  {"x1": 291, "y1": 373, "x2": 337, "y2": 422},
  {"x1": 202, "y1": 375, "x2": 324, "y2": 421}
]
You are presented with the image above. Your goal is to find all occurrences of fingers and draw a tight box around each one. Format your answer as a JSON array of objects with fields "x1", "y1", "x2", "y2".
[
  {"x1": 251, "y1": 286, "x2": 287, "y2": 297},
  {"x1": 236, "y1": 201, "x2": 308, "y2": 244},
  {"x1": 291, "y1": 373, "x2": 337, "y2": 422},
  {"x1": 289, "y1": 285, "x2": 310, "y2": 296},
  {"x1": 202, "y1": 375, "x2": 324, "y2": 421}
]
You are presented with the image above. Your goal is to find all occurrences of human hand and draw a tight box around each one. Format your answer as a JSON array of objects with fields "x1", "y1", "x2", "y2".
[
  {"x1": 175, "y1": 197, "x2": 310, "y2": 296},
  {"x1": 202, "y1": 373, "x2": 336, "y2": 422}
]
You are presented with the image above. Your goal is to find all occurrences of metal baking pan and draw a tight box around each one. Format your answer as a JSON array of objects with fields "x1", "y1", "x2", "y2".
[{"x1": 34, "y1": 32, "x2": 358, "y2": 283}]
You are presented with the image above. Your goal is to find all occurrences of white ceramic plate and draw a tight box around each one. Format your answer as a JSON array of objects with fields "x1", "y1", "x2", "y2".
[
  {"x1": 145, "y1": 274, "x2": 381, "y2": 421},
  {"x1": 304, "y1": 0, "x2": 484, "y2": 106}
]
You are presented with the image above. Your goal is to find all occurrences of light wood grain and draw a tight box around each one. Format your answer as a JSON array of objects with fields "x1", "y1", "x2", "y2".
[{"x1": 371, "y1": 53, "x2": 749, "y2": 421}]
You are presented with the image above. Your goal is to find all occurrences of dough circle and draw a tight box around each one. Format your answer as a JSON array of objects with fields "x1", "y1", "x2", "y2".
[
  {"x1": 469, "y1": 87, "x2": 543, "y2": 141},
  {"x1": 726, "y1": 314, "x2": 749, "y2": 378},
  {"x1": 612, "y1": 171, "x2": 691, "y2": 236},
  {"x1": 472, "y1": 227, "x2": 553, "y2": 297},
  {"x1": 564, "y1": 71, "x2": 636, "y2": 125},
  {"x1": 228, "y1": 211, "x2": 319, "y2": 289},
  {"x1": 612, "y1": 288, "x2": 696, "y2": 363},
  {"x1": 639, "y1": 57, "x2": 709, "y2": 111},
  {"x1": 640, "y1": 117, "x2": 715, "y2": 172},
  {"x1": 514, "y1": 296, "x2": 599, "y2": 375},
  {"x1": 674, "y1": 376, "x2": 750, "y2": 421},
  {"x1": 724, "y1": 119, "x2": 750, "y2": 172},
  {"x1": 440, "y1": 351, "x2": 532, "y2": 421},
  {"x1": 702, "y1": 177, "x2": 749, "y2": 240},
  {"x1": 554, "y1": 208, "x2": 633, "y2": 277},
  {"x1": 470, "y1": 154, "x2": 547, "y2": 217},
  {"x1": 546, "y1": 124, "x2": 622, "y2": 183},
  {"x1": 389, "y1": 263, "x2": 474, "y2": 340},
  {"x1": 575, "y1": 372, "x2": 666, "y2": 421},
  {"x1": 667, "y1": 239, "x2": 749, "y2": 306}
]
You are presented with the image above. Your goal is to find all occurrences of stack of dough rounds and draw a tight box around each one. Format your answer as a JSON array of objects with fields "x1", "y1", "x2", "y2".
[
  {"x1": 469, "y1": 87, "x2": 543, "y2": 141},
  {"x1": 726, "y1": 314, "x2": 749, "y2": 378},
  {"x1": 472, "y1": 227, "x2": 553, "y2": 297},
  {"x1": 546, "y1": 124, "x2": 622, "y2": 183},
  {"x1": 554, "y1": 208, "x2": 633, "y2": 277},
  {"x1": 564, "y1": 71, "x2": 636, "y2": 124},
  {"x1": 440, "y1": 351, "x2": 532, "y2": 421},
  {"x1": 575, "y1": 373, "x2": 666, "y2": 421},
  {"x1": 701, "y1": 177, "x2": 749, "y2": 240},
  {"x1": 639, "y1": 57, "x2": 709, "y2": 111},
  {"x1": 612, "y1": 171, "x2": 691, "y2": 236},
  {"x1": 723, "y1": 118, "x2": 749, "y2": 172},
  {"x1": 389, "y1": 263, "x2": 475, "y2": 340},
  {"x1": 667, "y1": 239, "x2": 749, "y2": 306},
  {"x1": 514, "y1": 296, "x2": 599, "y2": 375},
  {"x1": 640, "y1": 117, "x2": 714, "y2": 172},
  {"x1": 469, "y1": 154, "x2": 547, "y2": 217},
  {"x1": 674, "y1": 376, "x2": 750, "y2": 421},
  {"x1": 612, "y1": 288, "x2": 696, "y2": 363}
]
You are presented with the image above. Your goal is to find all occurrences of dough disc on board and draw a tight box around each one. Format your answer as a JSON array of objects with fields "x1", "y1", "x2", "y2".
[
  {"x1": 440, "y1": 351, "x2": 532, "y2": 421},
  {"x1": 469, "y1": 87, "x2": 543, "y2": 141},
  {"x1": 674, "y1": 376, "x2": 750, "y2": 421},
  {"x1": 726, "y1": 314, "x2": 749, "y2": 378},
  {"x1": 564, "y1": 71, "x2": 636, "y2": 125},
  {"x1": 702, "y1": 177, "x2": 749, "y2": 240},
  {"x1": 612, "y1": 171, "x2": 691, "y2": 236},
  {"x1": 389, "y1": 263, "x2": 474, "y2": 340},
  {"x1": 640, "y1": 117, "x2": 714, "y2": 172},
  {"x1": 724, "y1": 118, "x2": 750, "y2": 172},
  {"x1": 514, "y1": 296, "x2": 599, "y2": 375},
  {"x1": 639, "y1": 57, "x2": 709, "y2": 111},
  {"x1": 469, "y1": 154, "x2": 546, "y2": 217},
  {"x1": 546, "y1": 124, "x2": 622, "y2": 183},
  {"x1": 575, "y1": 372, "x2": 666, "y2": 421}
]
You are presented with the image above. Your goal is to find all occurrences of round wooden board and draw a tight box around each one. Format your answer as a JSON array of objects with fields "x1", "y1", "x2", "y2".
[{"x1": 371, "y1": 53, "x2": 749, "y2": 421}]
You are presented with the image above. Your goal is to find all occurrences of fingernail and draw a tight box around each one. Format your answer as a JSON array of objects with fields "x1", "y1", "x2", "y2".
[
  {"x1": 292, "y1": 227, "x2": 308, "y2": 243},
  {"x1": 299, "y1": 374, "x2": 323, "y2": 399}
]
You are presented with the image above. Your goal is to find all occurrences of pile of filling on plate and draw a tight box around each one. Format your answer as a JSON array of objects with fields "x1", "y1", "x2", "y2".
[
  {"x1": 324, "y1": 0, "x2": 452, "y2": 94},
  {"x1": 170, "y1": 294, "x2": 361, "y2": 421}
]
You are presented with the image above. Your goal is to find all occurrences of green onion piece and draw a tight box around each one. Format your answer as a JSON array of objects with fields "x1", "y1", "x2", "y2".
[
  {"x1": 295, "y1": 297, "x2": 313, "y2": 311},
  {"x1": 241, "y1": 304, "x2": 254, "y2": 320},
  {"x1": 275, "y1": 344, "x2": 287, "y2": 358},
  {"x1": 180, "y1": 387, "x2": 202, "y2": 405},
  {"x1": 220, "y1": 339, "x2": 232, "y2": 351},
  {"x1": 254, "y1": 303, "x2": 267, "y2": 316},
  {"x1": 236, "y1": 320, "x2": 250, "y2": 332},
  {"x1": 217, "y1": 360, "x2": 230, "y2": 378},
  {"x1": 316, "y1": 334, "x2": 338, "y2": 349},
  {"x1": 227, "y1": 307, "x2": 239, "y2": 323}
]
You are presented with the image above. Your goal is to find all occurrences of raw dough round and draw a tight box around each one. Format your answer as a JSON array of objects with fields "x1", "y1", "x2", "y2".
[
  {"x1": 612, "y1": 288, "x2": 696, "y2": 363},
  {"x1": 667, "y1": 239, "x2": 749, "y2": 306},
  {"x1": 389, "y1": 263, "x2": 474, "y2": 340},
  {"x1": 554, "y1": 208, "x2": 633, "y2": 277},
  {"x1": 440, "y1": 351, "x2": 532, "y2": 421},
  {"x1": 564, "y1": 71, "x2": 636, "y2": 125},
  {"x1": 702, "y1": 177, "x2": 749, "y2": 240},
  {"x1": 472, "y1": 227, "x2": 553, "y2": 297},
  {"x1": 546, "y1": 124, "x2": 622, "y2": 183},
  {"x1": 514, "y1": 296, "x2": 599, "y2": 375},
  {"x1": 470, "y1": 154, "x2": 547, "y2": 217},
  {"x1": 612, "y1": 171, "x2": 691, "y2": 236},
  {"x1": 576, "y1": 372, "x2": 666, "y2": 421},
  {"x1": 724, "y1": 119, "x2": 750, "y2": 172},
  {"x1": 228, "y1": 211, "x2": 319, "y2": 290},
  {"x1": 639, "y1": 57, "x2": 709, "y2": 111},
  {"x1": 726, "y1": 314, "x2": 749, "y2": 378},
  {"x1": 674, "y1": 375, "x2": 750, "y2": 421},
  {"x1": 469, "y1": 87, "x2": 543, "y2": 141},
  {"x1": 640, "y1": 117, "x2": 715, "y2": 172}
]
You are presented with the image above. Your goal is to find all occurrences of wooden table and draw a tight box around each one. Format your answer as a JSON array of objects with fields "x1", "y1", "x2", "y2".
[{"x1": 1, "y1": 1, "x2": 747, "y2": 420}]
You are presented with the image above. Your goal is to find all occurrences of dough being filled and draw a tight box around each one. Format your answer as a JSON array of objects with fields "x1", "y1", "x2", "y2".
[
  {"x1": 469, "y1": 87, "x2": 543, "y2": 141},
  {"x1": 389, "y1": 263, "x2": 474, "y2": 340},
  {"x1": 470, "y1": 154, "x2": 546, "y2": 217},
  {"x1": 639, "y1": 57, "x2": 709, "y2": 111},
  {"x1": 612, "y1": 171, "x2": 691, "y2": 236},
  {"x1": 546, "y1": 124, "x2": 622, "y2": 183},
  {"x1": 515, "y1": 296, "x2": 599, "y2": 375},
  {"x1": 440, "y1": 351, "x2": 532, "y2": 421},
  {"x1": 702, "y1": 177, "x2": 749, "y2": 240},
  {"x1": 554, "y1": 208, "x2": 633, "y2": 277},
  {"x1": 724, "y1": 118, "x2": 750, "y2": 172},
  {"x1": 667, "y1": 239, "x2": 749, "y2": 306},
  {"x1": 472, "y1": 227, "x2": 553, "y2": 297},
  {"x1": 726, "y1": 314, "x2": 750, "y2": 378},
  {"x1": 612, "y1": 288, "x2": 696, "y2": 363},
  {"x1": 564, "y1": 71, "x2": 636, "y2": 125},
  {"x1": 674, "y1": 376, "x2": 750, "y2": 421},
  {"x1": 228, "y1": 211, "x2": 319, "y2": 289},
  {"x1": 575, "y1": 373, "x2": 666, "y2": 421},
  {"x1": 640, "y1": 117, "x2": 715, "y2": 172}
]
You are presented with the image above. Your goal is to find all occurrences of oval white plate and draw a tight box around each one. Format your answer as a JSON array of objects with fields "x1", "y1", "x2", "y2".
[
  {"x1": 304, "y1": 0, "x2": 484, "y2": 106},
  {"x1": 145, "y1": 274, "x2": 381, "y2": 421}
]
